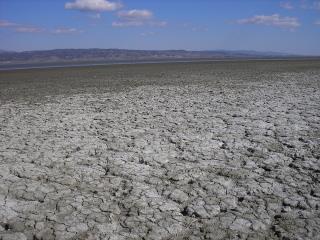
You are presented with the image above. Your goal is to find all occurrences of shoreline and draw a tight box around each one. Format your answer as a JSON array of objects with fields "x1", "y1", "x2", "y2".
[{"x1": 1, "y1": 57, "x2": 319, "y2": 71}]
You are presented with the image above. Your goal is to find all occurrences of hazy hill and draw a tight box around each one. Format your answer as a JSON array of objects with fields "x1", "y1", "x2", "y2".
[
  {"x1": 0, "y1": 49, "x2": 298, "y2": 65},
  {"x1": 0, "y1": 50, "x2": 14, "y2": 53}
]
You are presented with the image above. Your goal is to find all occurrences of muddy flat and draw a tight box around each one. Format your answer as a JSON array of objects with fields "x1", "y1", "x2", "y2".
[{"x1": 0, "y1": 60, "x2": 319, "y2": 240}]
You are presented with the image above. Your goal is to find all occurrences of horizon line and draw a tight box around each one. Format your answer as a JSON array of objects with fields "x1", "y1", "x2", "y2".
[{"x1": 0, "y1": 48, "x2": 305, "y2": 56}]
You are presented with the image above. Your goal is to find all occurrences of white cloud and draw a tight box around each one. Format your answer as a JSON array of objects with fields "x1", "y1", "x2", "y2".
[
  {"x1": 14, "y1": 26, "x2": 44, "y2": 33},
  {"x1": 236, "y1": 14, "x2": 300, "y2": 29},
  {"x1": 52, "y1": 27, "x2": 83, "y2": 34},
  {"x1": 65, "y1": 0, "x2": 122, "y2": 12},
  {"x1": 0, "y1": 20, "x2": 17, "y2": 27},
  {"x1": 280, "y1": 1, "x2": 294, "y2": 9},
  {"x1": 118, "y1": 9, "x2": 153, "y2": 21}
]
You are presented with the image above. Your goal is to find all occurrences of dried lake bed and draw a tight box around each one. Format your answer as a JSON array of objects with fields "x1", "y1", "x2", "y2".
[{"x1": 0, "y1": 60, "x2": 319, "y2": 240}]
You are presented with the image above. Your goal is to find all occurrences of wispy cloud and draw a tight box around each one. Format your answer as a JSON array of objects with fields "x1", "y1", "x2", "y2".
[
  {"x1": 280, "y1": 1, "x2": 294, "y2": 9},
  {"x1": 149, "y1": 21, "x2": 167, "y2": 27},
  {"x1": 52, "y1": 27, "x2": 83, "y2": 34},
  {"x1": 112, "y1": 20, "x2": 167, "y2": 28},
  {"x1": 313, "y1": 1, "x2": 320, "y2": 9},
  {"x1": 182, "y1": 23, "x2": 209, "y2": 32},
  {"x1": 300, "y1": 0, "x2": 307, "y2": 9},
  {"x1": 140, "y1": 31, "x2": 155, "y2": 37},
  {"x1": 112, "y1": 9, "x2": 167, "y2": 28},
  {"x1": 315, "y1": 20, "x2": 320, "y2": 25},
  {"x1": 112, "y1": 21, "x2": 144, "y2": 27},
  {"x1": 118, "y1": 9, "x2": 153, "y2": 21},
  {"x1": 300, "y1": 0, "x2": 320, "y2": 9},
  {"x1": 14, "y1": 26, "x2": 44, "y2": 33},
  {"x1": 0, "y1": 19, "x2": 82, "y2": 34},
  {"x1": 236, "y1": 14, "x2": 300, "y2": 29},
  {"x1": 65, "y1": 0, "x2": 122, "y2": 12},
  {"x1": 0, "y1": 20, "x2": 18, "y2": 27},
  {"x1": 89, "y1": 13, "x2": 101, "y2": 19},
  {"x1": 113, "y1": 9, "x2": 153, "y2": 27},
  {"x1": 0, "y1": 19, "x2": 44, "y2": 33}
]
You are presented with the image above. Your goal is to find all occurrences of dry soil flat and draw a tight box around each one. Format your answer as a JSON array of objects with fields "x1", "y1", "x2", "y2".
[{"x1": 0, "y1": 60, "x2": 319, "y2": 240}]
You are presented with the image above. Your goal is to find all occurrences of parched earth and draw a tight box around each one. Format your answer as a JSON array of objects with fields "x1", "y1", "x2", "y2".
[{"x1": 0, "y1": 61, "x2": 320, "y2": 240}]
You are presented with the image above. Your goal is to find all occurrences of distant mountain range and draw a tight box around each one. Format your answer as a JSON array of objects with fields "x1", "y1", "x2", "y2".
[
  {"x1": 0, "y1": 48, "x2": 301, "y2": 65},
  {"x1": 0, "y1": 50, "x2": 12, "y2": 53}
]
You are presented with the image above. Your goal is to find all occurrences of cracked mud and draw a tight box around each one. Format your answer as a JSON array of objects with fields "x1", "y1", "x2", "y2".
[{"x1": 0, "y1": 61, "x2": 320, "y2": 240}]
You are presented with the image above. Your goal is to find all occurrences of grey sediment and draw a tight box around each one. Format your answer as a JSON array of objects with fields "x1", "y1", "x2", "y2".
[{"x1": 0, "y1": 60, "x2": 319, "y2": 239}]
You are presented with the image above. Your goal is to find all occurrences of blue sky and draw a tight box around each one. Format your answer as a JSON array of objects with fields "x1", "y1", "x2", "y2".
[{"x1": 0, "y1": 0, "x2": 319, "y2": 54}]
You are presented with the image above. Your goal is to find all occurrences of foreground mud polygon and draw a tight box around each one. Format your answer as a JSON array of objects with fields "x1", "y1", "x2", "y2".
[{"x1": 0, "y1": 61, "x2": 319, "y2": 240}]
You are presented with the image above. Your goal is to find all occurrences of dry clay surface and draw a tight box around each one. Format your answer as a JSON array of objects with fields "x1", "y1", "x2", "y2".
[{"x1": 0, "y1": 69, "x2": 320, "y2": 240}]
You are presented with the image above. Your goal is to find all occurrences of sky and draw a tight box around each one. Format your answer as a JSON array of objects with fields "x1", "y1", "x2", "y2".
[{"x1": 0, "y1": 0, "x2": 320, "y2": 55}]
